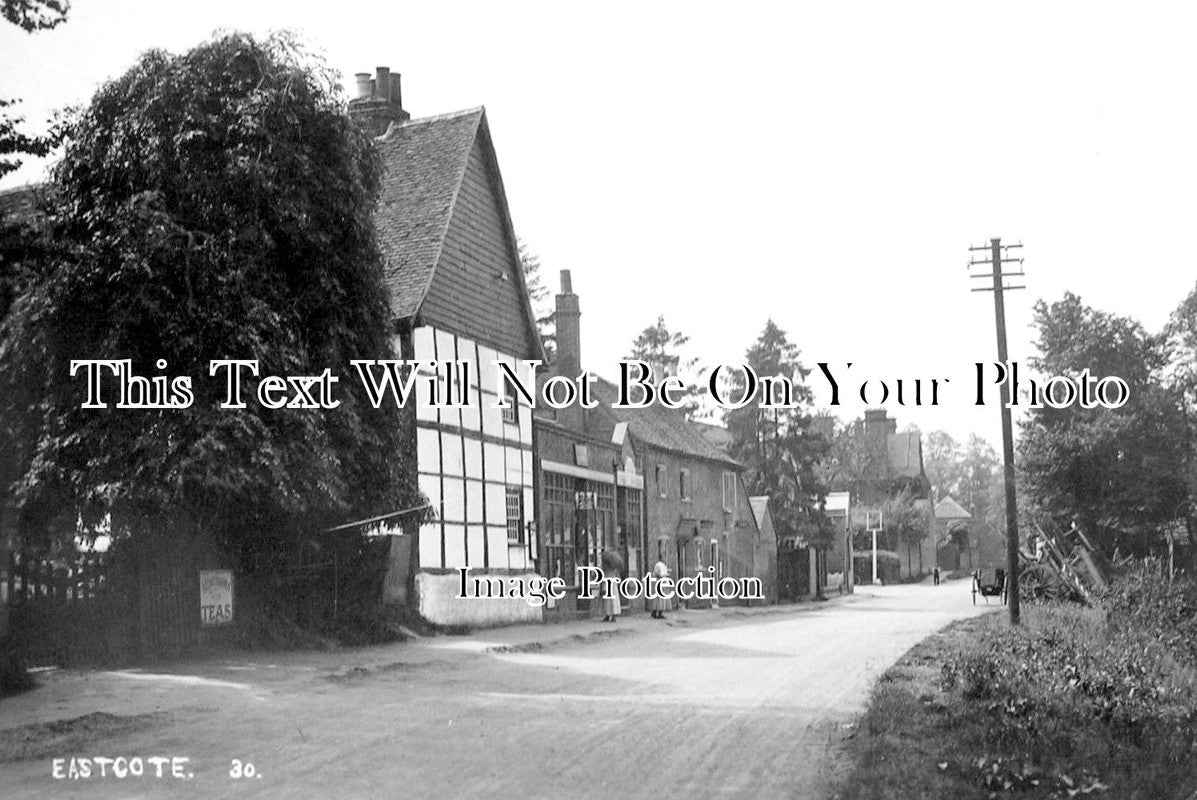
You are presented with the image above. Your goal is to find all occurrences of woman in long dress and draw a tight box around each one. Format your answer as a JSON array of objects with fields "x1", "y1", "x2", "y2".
[
  {"x1": 650, "y1": 558, "x2": 671, "y2": 619},
  {"x1": 600, "y1": 549, "x2": 624, "y2": 622}
]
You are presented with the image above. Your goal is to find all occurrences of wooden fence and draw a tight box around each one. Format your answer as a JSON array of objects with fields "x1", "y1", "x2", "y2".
[{"x1": 5, "y1": 535, "x2": 232, "y2": 667}]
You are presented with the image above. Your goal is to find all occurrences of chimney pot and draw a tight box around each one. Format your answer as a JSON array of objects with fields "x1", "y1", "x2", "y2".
[
  {"x1": 375, "y1": 66, "x2": 391, "y2": 100},
  {"x1": 390, "y1": 72, "x2": 403, "y2": 106},
  {"x1": 354, "y1": 72, "x2": 372, "y2": 99},
  {"x1": 560, "y1": 270, "x2": 573, "y2": 294}
]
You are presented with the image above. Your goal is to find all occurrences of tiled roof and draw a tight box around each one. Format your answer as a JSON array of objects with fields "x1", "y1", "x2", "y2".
[
  {"x1": 749, "y1": 496, "x2": 770, "y2": 525},
  {"x1": 373, "y1": 108, "x2": 485, "y2": 320},
  {"x1": 934, "y1": 496, "x2": 972, "y2": 520},
  {"x1": 692, "y1": 419, "x2": 733, "y2": 453},
  {"x1": 593, "y1": 379, "x2": 740, "y2": 467}
]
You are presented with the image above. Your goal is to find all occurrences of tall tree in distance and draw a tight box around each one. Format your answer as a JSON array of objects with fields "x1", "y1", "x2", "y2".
[
  {"x1": 517, "y1": 238, "x2": 555, "y2": 363},
  {"x1": 0, "y1": 33, "x2": 421, "y2": 559},
  {"x1": 626, "y1": 315, "x2": 705, "y2": 418},
  {"x1": 723, "y1": 320, "x2": 829, "y2": 548}
]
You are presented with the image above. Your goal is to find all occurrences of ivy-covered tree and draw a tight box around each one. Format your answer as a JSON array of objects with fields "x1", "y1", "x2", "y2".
[{"x1": 0, "y1": 34, "x2": 420, "y2": 558}]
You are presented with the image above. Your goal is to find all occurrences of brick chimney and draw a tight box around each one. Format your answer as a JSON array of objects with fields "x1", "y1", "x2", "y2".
[
  {"x1": 348, "y1": 66, "x2": 411, "y2": 138},
  {"x1": 863, "y1": 408, "x2": 896, "y2": 438},
  {"x1": 555, "y1": 270, "x2": 581, "y2": 378}
]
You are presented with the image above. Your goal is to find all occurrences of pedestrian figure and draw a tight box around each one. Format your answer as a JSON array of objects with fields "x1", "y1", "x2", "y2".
[
  {"x1": 650, "y1": 557, "x2": 671, "y2": 619},
  {"x1": 933, "y1": 566, "x2": 941, "y2": 586},
  {"x1": 600, "y1": 549, "x2": 624, "y2": 622}
]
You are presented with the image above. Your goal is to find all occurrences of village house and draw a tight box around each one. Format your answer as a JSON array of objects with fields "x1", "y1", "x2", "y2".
[
  {"x1": 532, "y1": 271, "x2": 647, "y2": 618},
  {"x1": 697, "y1": 419, "x2": 828, "y2": 602},
  {"x1": 843, "y1": 408, "x2": 933, "y2": 583},
  {"x1": 349, "y1": 68, "x2": 544, "y2": 627},
  {"x1": 594, "y1": 387, "x2": 765, "y2": 608}
]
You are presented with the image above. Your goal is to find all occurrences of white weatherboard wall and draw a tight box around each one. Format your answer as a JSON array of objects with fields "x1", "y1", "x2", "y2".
[{"x1": 410, "y1": 326, "x2": 536, "y2": 583}]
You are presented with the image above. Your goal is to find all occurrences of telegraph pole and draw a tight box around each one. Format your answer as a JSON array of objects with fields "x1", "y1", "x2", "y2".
[{"x1": 969, "y1": 238, "x2": 1025, "y2": 624}]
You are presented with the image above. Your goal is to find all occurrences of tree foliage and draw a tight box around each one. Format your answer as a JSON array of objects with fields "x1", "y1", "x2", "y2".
[
  {"x1": 516, "y1": 238, "x2": 555, "y2": 362},
  {"x1": 1017, "y1": 292, "x2": 1187, "y2": 557},
  {"x1": 0, "y1": 33, "x2": 419, "y2": 550},
  {"x1": 1, "y1": 0, "x2": 69, "y2": 178},
  {"x1": 626, "y1": 315, "x2": 705, "y2": 418},
  {"x1": 2, "y1": 0, "x2": 66, "y2": 31},
  {"x1": 723, "y1": 320, "x2": 830, "y2": 547}
]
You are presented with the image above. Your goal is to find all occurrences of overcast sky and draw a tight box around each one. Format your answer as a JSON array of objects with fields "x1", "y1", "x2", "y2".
[{"x1": 4, "y1": 1, "x2": 1196, "y2": 448}]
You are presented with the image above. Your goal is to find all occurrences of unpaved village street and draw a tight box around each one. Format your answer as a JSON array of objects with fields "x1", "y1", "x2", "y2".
[{"x1": 2, "y1": 580, "x2": 997, "y2": 800}]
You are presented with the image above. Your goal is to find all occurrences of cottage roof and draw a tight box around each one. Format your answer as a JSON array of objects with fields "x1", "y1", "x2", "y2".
[
  {"x1": 692, "y1": 419, "x2": 734, "y2": 453},
  {"x1": 592, "y1": 379, "x2": 740, "y2": 467},
  {"x1": 749, "y1": 496, "x2": 770, "y2": 526},
  {"x1": 372, "y1": 108, "x2": 542, "y2": 357},
  {"x1": 934, "y1": 496, "x2": 972, "y2": 520}
]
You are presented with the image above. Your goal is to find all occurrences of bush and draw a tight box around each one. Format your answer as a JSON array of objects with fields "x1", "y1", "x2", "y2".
[{"x1": 1101, "y1": 569, "x2": 1197, "y2": 663}]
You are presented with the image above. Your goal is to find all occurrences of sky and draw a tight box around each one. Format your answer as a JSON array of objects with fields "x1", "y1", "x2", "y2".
[{"x1": 3, "y1": 1, "x2": 1196, "y2": 449}]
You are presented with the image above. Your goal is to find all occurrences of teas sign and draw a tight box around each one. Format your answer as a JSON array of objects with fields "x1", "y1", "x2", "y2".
[{"x1": 199, "y1": 570, "x2": 234, "y2": 626}]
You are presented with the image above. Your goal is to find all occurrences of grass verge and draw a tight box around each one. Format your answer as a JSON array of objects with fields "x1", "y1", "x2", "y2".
[{"x1": 834, "y1": 602, "x2": 1197, "y2": 800}]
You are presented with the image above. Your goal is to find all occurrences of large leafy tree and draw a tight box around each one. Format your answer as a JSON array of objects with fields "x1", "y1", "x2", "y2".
[
  {"x1": 1017, "y1": 292, "x2": 1187, "y2": 557},
  {"x1": 0, "y1": 34, "x2": 419, "y2": 555},
  {"x1": 723, "y1": 320, "x2": 830, "y2": 547}
]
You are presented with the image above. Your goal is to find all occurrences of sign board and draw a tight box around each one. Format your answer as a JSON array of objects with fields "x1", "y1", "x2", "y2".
[
  {"x1": 199, "y1": 570, "x2": 234, "y2": 626},
  {"x1": 1165, "y1": 522, "x2": 1191, "y2": 546}
]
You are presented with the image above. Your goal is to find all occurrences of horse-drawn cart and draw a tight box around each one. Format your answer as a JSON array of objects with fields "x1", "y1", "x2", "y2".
[{"x1": 972, "y1": 567, "x2": 1007, "y2": 605}]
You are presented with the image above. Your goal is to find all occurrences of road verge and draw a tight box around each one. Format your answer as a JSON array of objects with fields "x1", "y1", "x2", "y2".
[{"x1": 833, "y1": 598, "x2": 1197, "y2": 799}]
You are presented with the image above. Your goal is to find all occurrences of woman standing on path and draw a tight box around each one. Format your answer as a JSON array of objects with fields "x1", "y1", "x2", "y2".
[
  {"x1": 649, "y1": 556, "x2": 671, "y2": 619},
  {"x1": 600, "y1": 549, "x2": 624, "y2": 622}
]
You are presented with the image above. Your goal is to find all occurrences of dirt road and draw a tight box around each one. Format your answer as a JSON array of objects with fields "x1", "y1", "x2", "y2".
[{"x1": 1, "y1": 580, "x2": 997, "y2": 799}]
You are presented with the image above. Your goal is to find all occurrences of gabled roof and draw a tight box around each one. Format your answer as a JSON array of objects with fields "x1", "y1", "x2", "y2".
[
  {"x1": 692, "y1": 419, "x2": 734, "y2": 453},
  {"x1": 749, "y1": 496, "x2": 770, "y2": 526},
  {"x1": 592, "y1": 379, "x2": 740, "y2": 467},
  {"x1": 934, "y1": 496, "x2": 972, "y2": 520},
  {"x1": 374, "y1": 108, "x2": 484, "y2": 320},
  {"x1": 372, "y1": 108, "x2": 542, "y2": 357}
]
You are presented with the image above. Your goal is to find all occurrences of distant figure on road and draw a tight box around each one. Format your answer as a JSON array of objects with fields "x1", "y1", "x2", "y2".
[
  {"x1": 933, "y1": 566, "x2": 941, "y2": 586},
  {"x1": 650, "y1": 558, "x2": 671, "y2": 619},
  {"x1": 600, "y1": 549, "x2": 624, "y2": 622}
]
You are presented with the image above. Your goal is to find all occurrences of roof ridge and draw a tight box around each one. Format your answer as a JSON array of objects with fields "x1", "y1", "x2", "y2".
[{"x1": 376, "y1": 106, "x2": 484, "y2": 140}]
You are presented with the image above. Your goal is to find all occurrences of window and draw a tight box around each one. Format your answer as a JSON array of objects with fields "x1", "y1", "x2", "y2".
[
  {"x1": 574, "y1": 444, "x2": 589, "y2": 467},
  {"x1": 501, "y1": 384, "x2": 518, "y2": 424},
  {"x1": 722, "y1": 472, "x2": 736, "y2": 512},
  {"x1": 505, "y1": 486, "x2": 523, "y2": 543},
  {"x1": 656, "y1": 464, "x2": 667, "y2": 498},
  {"x1": 544, "y1": 472, "x2": 574, "y2": 582},
  {"x1": 679, "y1": 469, "x2": 692, "y2": 502}
]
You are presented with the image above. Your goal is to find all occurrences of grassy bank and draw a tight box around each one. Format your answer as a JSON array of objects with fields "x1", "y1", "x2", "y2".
[{"x1": 835, "y1": 579, "x2": 1197, "y2": 800}]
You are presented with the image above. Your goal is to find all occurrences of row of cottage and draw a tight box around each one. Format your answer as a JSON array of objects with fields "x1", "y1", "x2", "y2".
[{"x1": 347, "y1": 68, "x2": 827, "y2": 627}]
